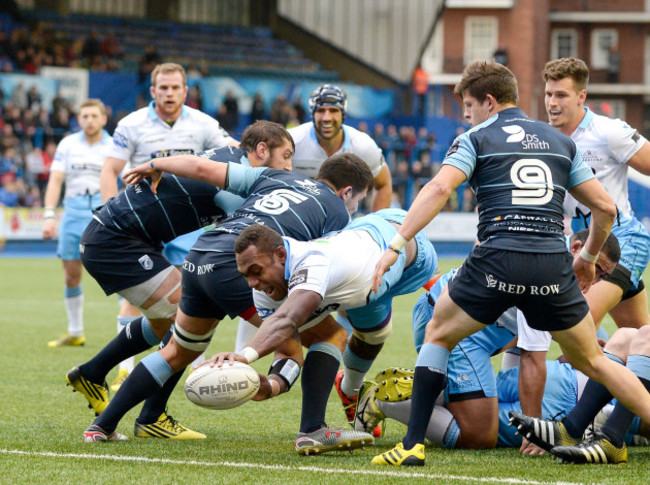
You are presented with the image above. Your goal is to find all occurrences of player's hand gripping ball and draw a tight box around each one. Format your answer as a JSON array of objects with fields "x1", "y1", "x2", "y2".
[{"x1": 185, "y1": 361, "x2": 260, "y2": 410}]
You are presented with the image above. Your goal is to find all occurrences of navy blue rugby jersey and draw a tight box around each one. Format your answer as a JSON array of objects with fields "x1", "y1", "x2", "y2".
[
  {"x1": 94, "y1": 146, "x2": 251, "y2": 246},
  {"x1": 444, "y1": 107, "x2": 593, "y2": 253},
  {"x1": 192, "y1": 165, "x2": 351, "y2": 251}
]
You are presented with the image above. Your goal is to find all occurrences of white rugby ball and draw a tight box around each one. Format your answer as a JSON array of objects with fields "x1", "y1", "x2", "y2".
[{"x1": 185, "y1": 361, "x2": 260, "y2": 410}]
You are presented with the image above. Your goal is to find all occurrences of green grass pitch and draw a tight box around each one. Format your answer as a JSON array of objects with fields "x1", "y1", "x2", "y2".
[{"x1": 0, "y1": 257, "x2": 648, "y2": 484}]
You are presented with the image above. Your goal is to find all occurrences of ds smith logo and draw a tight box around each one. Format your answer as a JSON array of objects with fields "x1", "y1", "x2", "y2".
[{"x1": 502, "y1": 126, "x2": 550, "y2": 149}]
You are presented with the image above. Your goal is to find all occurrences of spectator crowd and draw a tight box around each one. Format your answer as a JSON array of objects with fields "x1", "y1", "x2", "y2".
[{"x1": 0, "y1": 18, "x2": 475, "y2": 212}]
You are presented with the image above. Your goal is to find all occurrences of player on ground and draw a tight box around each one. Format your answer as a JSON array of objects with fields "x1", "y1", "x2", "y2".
[
  {"x1": 369, "y1": 61, "x2": 650, "y2": 467},
  {"x1": 356, "y1": 328, "x2": 650, "y2": 454},
  {"x1": 99, "y1": 62, "x2": 237, "y2": 389},
  {"x1": 354, "y1": 230, "x2": 619, "y2": 450},
  {"x1": 499, "y1": 327, "x2": 650, "y2": 453},
  {"x1": 205, "y1": 207, "x2": 436, "y2": 454},
  {"x1": 67, "y1": 122, "x2": 292, "y2": 440},
  {"x1": 544, "y1": 57, "x2": 650, "y2": 331},
  {"x1": 43, "y1": 99, "x2": 112, "y2": 347},
  {"x1": 510, "y1": 326, "x2": 650, "y2": 464},
  {"x1": 81, "y1": 153, "x2": 374, "y2": 447}
]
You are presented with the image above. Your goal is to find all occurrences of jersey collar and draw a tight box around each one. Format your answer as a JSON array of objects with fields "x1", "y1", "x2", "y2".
[
  {"x1": 147, "y1": 101, "x2": 189, "y2": 121},
  {"x1": 578, "y1": 107, "x2": 594, "y2": 130},
  {"x1": 77, "y1": 130, "x2": 112, "y2": 145},
  {"x1": 309, "y1": 123, "x2": 350, "y2": 152},
  {"x1": 283, "y1": 238, "x2": 292, "y2": 281}
]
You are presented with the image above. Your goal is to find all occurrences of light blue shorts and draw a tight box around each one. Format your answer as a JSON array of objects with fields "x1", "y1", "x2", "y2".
[
  {"x1": 612, "y1": 218, "x2": 650, "y2": 289},
  {"x1": 58, "y1": 193, "x2": 102, "y2": 261},
  {"x1": 162, "y1": 228, "x2": 204, "y2": 267},
  {"x1": 345, "y1": 209, "x2": 438, "y2": 331}
]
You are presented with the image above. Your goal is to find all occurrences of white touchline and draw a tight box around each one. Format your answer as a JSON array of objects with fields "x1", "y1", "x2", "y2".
[{"x1": 1, "y1": 449, "x2": 590, "y2": 485}]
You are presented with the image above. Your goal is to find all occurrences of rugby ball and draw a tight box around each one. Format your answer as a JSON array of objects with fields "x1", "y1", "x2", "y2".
[{"x1": 185, "y1": 361, "x2": 260, "y2": 410}]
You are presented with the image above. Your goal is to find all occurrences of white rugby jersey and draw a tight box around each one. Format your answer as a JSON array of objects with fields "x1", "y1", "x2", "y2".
[
  {"x1": 51, "y1": 130, "x2": 113, "y2": 198},
  {"x1": 253, "y1": 230, "x2": 382, "y2": 330},
  {"x1": 288, "y1": 122, "x2": 384, "y2": 178},
  {"x1": 564, "y1": 107, "x2": 646, "y2": 221},
  {"x1": 108, "y1": 102, "x2": 235, "y2": 167}
]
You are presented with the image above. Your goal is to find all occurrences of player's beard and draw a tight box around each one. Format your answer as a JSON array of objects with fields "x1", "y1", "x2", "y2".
[{"x1": 315, "y1": 122, "x2": 342, "y2": 140}]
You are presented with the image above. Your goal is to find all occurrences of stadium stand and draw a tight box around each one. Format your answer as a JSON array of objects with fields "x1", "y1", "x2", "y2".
[{"x1": 28, "y1": 11, "x2": 339, "y2": 80}]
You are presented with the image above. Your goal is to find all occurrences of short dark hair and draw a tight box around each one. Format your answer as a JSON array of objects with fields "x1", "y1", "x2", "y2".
[
  {"x1": 234, "y1": 224, "x2": 284, "y2": 256},
  {"x1": 454, "y1": 61, "x2": 518, "y2": 105},
  {"x1": 571, "y1": 229, "x2": 620, "y2": 264},
  {"x1": 239, "y1": 120, "x2": 295, "y2": 154},
  {"x1": 316, "y1": 153, "x2": 374, "y2": 195},
  {"x1": 542, "y1": 57, "x2": 590, "y2": 92}
]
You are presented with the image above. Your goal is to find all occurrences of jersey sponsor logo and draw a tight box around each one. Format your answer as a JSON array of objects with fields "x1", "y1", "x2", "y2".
[
  {"x1": 503, "y1": 125, "x2": 549, "y2": 149},
  {"x1": 257, "y1": 307, "x2": 275, "y2": 319},
  {"x1": 199, "y1": 148, "x2": 219, "y2": 159},
  {"x1": 138, "y1": 254, "x2": 154, "y2": 270},
  {"x1": 113, "y1": 131, "x2": 128, "y2": 148},
  {"x1": 70, "y1": 162, "x2": 102, "y2": 172},
  {"x1": 253, "y1": 189, "x2": 308, "y2": 215},
  {"x1": 485, "y1": 273, "x2": 560, "y2": 295},
  {"x1": 311, "y1": 302, "x2": 340, "y2": 319},
  {"x1": 502, "y1": 125, "x2": 525, "y2": 143},
  {"x1": 446, "y1": 140, "x2": 460, "y2": 157},
  {"x1": 580, "y1": 149, "x2": 600, "y2": 164},
  {"x1": 151, "y1": 149, "x2": 196, "y2": 158},
  {"x1": 510, "y1": 159, "x2": 553, "y2": 205},
  {"x1": 295, "y1": 179, "x2": 321, "y2": 195},
  {"x1": 288, "y1": 268, "x2": 308, "y2": 290}
]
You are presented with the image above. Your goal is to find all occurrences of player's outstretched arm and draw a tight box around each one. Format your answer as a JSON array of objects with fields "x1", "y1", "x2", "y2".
[
  {"x1": 123, "y1": 154, "x2": 229, "y2": 188},
  {"x1": 569, "y1": 178, "x2": 616, "y2": 292},
  {"x1": 199, "y1": 290, "x2": 319, "y2": 367},
  {"x1": 244, "y1": 289, "x2": 322, "y2": 361}
]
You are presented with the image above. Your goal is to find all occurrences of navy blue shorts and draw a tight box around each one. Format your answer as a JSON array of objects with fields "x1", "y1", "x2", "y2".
[
  {"x1": 178, "y1": 233, "x2": 255, "y2": 321},
  {"x1": 80, "y1": 219, "x2": 171, "y2": 295},
  {"x1": 447, "y1": 246, "x2": 589, "y2": 332}
]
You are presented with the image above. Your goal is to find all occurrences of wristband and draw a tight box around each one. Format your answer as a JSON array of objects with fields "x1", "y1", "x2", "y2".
[
  {"x1": 388, "y1": 232, "x2": 408, "y2": 252},
  {"x1": 150, "y1": 161, "x2": 157, "y2": 171},
  {"x1": 580, "y1": 246, "x2": 599, "y2": 264},
  {"x1": 240, "y1": 346, "x2": 259, "y2": 363},
  {"x1": 44, "y1": 208, "x2": 55, "y2": 220}
]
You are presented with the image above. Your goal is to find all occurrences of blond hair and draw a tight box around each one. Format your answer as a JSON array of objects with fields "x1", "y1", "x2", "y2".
[
  {"x1": 150, "y1": 63, "x2": 187, "y2": 86},
  {"x1": 79, "y1": 98, "x2": 106, "y2": 115}
]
